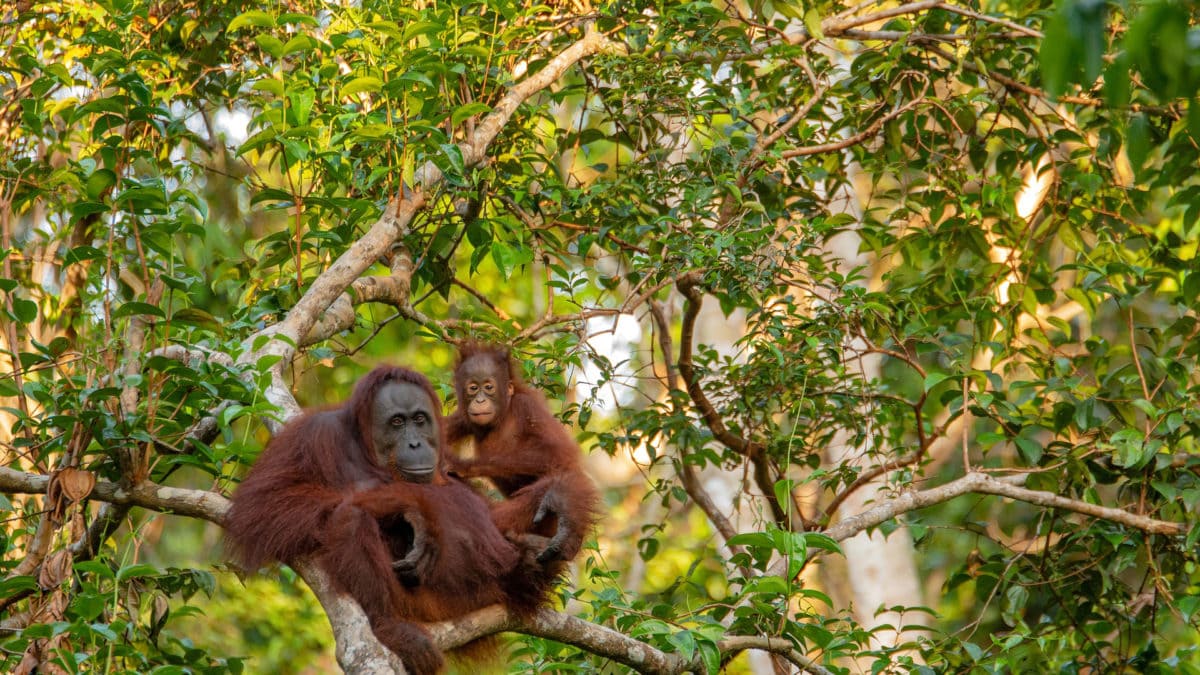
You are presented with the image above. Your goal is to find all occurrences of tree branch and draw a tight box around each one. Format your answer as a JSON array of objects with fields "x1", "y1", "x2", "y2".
[
  {"x1": 759, "y1": 471, "x2": 1188, "y2": 582},
  {"x1": 237, "y1": 26, "x2": 625, "y2": 384},
  {"x1": 676, "y1": 275, "x2": 790, "y2": 524},
  {"x1": 780, "y1": 96, "x2": 925, "y2": 159},
  {"x1": 426, "y1": 606, "x2": 833, "y2": 675},
  {"x1": 823, "y1": 471, "x2": 1185, "y2": 544},
  {"x1": 0, "y1": 466, "x2": 231, "y2": 524}
]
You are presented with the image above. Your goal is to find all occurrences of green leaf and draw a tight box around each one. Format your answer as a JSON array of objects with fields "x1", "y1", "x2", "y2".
[
  {"x1": 112, "y1": 302, "x2": 166, "y2": 319},
  {"x1": 255, "y1": 34, "x2": 285, "y2": 59},
  {"x1": 451, "y1": 102, "x2": 491, "y2": 127},
  {"x1": 85, "y1": 169, "x2": 116, "y2": 199},
  {"x1": 804, "y1": 8, "x2": 824, "y2": 40},
  {"x1": 1039, "y1": 11, "x2": 1074, "y2": 97},
  {"x1": 439, "y1": 143, "x2": 465, "y2": 177},
  {"x1": 252, "y1": 79, "x2": 284, "y2": 97},
  {"x1": 1104, "y1": 56, "x2": 1130, "y2": 107},
  {"x1": 491, "y1": 241, "x2": 520, "y2": 279},
  {"x1": 343, "y1": 76, "x2": 383, "y2": 97},
  {"x1": 402, "y1": 21, "x2": 441, "y2": 42},
  {"x1": 172, "y1": 307, "x2": 224, "y2": 333},
  {"x1": 1111, "y1": 428, "x2": 1149, "y2": 468},
  {"x1": 802, "y1": 533, "x2": 841, "y2": 554},
  {"x1": 283, "y1": 35, "x2": 317, "y2": 56},
  {"x1": 1127, "y1": 113, "x2": 1150, "y2": 172},
  {"x1": 116, "y1": 563, "x2": 159, "y2": 581},
  {"x1": 923, "y1": 372, "x2": 951, "y2": 392},
  {"x1": 74, "y1": 560, "x2": 116, "y2": 580},
  {"x1": 228, "y1": 10, "x2": 275, "y2": 32},
  {"x1": 631, "y1": 619, "x2": 673, "y2": 638},
  {"x1": 700, "y1": 641, "x2": 721, "y2": 674},
  {"x1": 11, "y1": 297, "x2": 37, "y2": 324},
  {"x1": 1014, "y1": 436, "x2": 1043, "y2": 465},
  {"x1": 668, "y1": 630, "x2": 697, "y2": 660},
  {"x1": 727, "y1": 532, "x2": 773, "y2": 548}
]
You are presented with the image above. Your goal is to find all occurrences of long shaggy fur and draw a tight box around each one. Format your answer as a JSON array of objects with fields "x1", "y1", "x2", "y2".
[
  {"x1": 446, "y1": 343, "x2": 601, "y2": 566},
  {"x1": 224, "y1": 364, "x2": 562, "y2": 673}
]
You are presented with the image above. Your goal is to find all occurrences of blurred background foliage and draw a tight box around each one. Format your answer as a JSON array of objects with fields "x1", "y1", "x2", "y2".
[{"x1": 2, "y1": 0, "x2": 1200, "y2": 672}]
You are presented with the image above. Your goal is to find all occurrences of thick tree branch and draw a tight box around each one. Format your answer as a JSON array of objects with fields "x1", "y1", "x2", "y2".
[
  {"x1": 822, "y1": 0, "x2": 946, "y2": 34},
  {"x1": 823, "y1": 471, "x2": 1186, "y2": 543},
  {"x1": 0, "y1": 466, "x2": 231, "y2": 524},
  {"x1": 752, "y1": 471, "x2": 1190, "y2": 584},
  {"x1": 302, "y1": 248, "x2": 418, "y2": 346},
  {"x1": 10, "y1": 462, "x2": 1178, "y2": 673},
  {"x1": 426, "y1": 606, "x2": 833, "y2": 675}
]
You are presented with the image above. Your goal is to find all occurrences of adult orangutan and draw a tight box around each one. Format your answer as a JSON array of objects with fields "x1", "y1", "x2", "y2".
[
  {"x1": 445, "y1": 342, "x2": 599, "y2": 565},
  {"x1": 224, "y1": 365, "x2": 560, "y2": 674}
]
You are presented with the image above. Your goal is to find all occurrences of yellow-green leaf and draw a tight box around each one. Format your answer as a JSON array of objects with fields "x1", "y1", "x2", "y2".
[
  {"x1": 805, "y1": 8, "x2": 824, "y2": 39},
  {"x1": 252, "y1": 79, "x2": 284, "y2": 96},
  {"x1": 451, "y1": 102, "x2": 491, "y2": 127},
  {"x1": 228, "y1": 10, "x2": 275, "y2": 32},
  {"x1": 343, "y1": 76, "x2": 383, "y2": 97}
]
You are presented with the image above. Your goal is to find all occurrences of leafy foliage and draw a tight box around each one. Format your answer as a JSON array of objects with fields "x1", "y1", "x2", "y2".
[{"x1": 2, "y1": 0, "x2": 1199, "y2": 672}]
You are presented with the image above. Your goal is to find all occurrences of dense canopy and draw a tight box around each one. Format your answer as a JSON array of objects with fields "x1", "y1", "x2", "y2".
[{"x1": 1, "y1": 0, "x2": 1199, "y2": 673}]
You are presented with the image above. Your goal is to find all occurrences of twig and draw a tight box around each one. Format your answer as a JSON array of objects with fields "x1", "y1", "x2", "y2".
[
  {"x1": 780, "y1": 96, "x2": 925, "y2": 158},
  {"x1": 822, "y1": 0, "x2": 945, "y2": 33},
  {"x1": 939, "y1": 4, "x2": 1042, "y2": 38},
  {"x1": 822, "y1": 471, "x2": 1184, "y2": 544},
  {"x1": 426, "y1": 606, "x2": 834, "y2": 675}
]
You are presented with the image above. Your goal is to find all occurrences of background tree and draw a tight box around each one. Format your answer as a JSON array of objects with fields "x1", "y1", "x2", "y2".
[{"x1": 2, "y1": 0, "x2": 1198, "y2": 673}]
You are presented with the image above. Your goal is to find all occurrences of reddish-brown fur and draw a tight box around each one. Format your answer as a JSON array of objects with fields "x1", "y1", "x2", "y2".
[
  {"x1": 224, "y1": 365, "x2": 553, "y2": 674},
  {"x1": 445, "y1": 343, "x2": 600, "y2": 563}
]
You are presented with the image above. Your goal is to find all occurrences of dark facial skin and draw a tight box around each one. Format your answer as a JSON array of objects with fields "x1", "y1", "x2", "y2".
[
  {"x1": 370, "y1": 381, "x2": 438, "y2": 483},
  {"x1": 458, "y1": 354, "x2": 511, "y2": 429}
]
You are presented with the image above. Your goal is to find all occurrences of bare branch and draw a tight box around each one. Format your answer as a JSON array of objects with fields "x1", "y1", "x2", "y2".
[
  {"x1": 427, "y1": 606, "x2": 833, "y2": 675},
  {"x1": 295, "y1": 559, "x2": 409, "y2": 675},
  {"x1": 0, "y1": 466, "x2": 230, "y2": 524},
  {"x1": 146, "y1": 344, "x2": 235, "y2": 368},
  {"x1": 822, "y1": 0, "x2": 945, "y2": 34},
  {"x1": 823, "y1": 471, "x2": 1185, "y2": 543},
  {"x1": 713, "y1": 636, "x2": 835, "y2": 675},
  {"x1": 428, "y1": 606, "x2": 681, "y2": 673},
  {"x1": 780, "y1": 96, "x2": 926, "y2": 159},
  {"x1": 938, "y1": 4, "x2": 1042, "y2": 38}
]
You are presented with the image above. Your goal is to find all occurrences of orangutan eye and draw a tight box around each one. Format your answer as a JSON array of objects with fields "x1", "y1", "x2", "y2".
[
  {"x1": 412, "y1": 413, "x2": 428, "y2": 424},
  {"x1": 390, "y1": 415, "x2": 405, "y2": 427}
]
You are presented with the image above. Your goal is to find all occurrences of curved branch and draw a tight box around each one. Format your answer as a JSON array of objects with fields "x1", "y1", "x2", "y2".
[
  {"x1": 240, "y1": 27, "x2": 624, "y2": 371},
  {"x1": 676, "y1": 274, "x2": 753, "y2": 455},
  {"x1": 712, "y1": 636, "x2": 835, "y2": 675},
  {"x1": 780, "y1": 96, "x2": 926, "y2": 159},
  {"x1": 427, "y1": 606, "x2": 833, "y2": 675},
  {"x1": 755, "y1": 471, "x2": 1191, "y2": 585},
  {"x1": 823, "y1": 471, "x2": 1185, "y2": 544},
  {"x1": 676, "y1": 274, "x2": 790, "y2": 524},
  {"x1": 302, "y1": 248, "x2": 418, "y2": 346}
]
